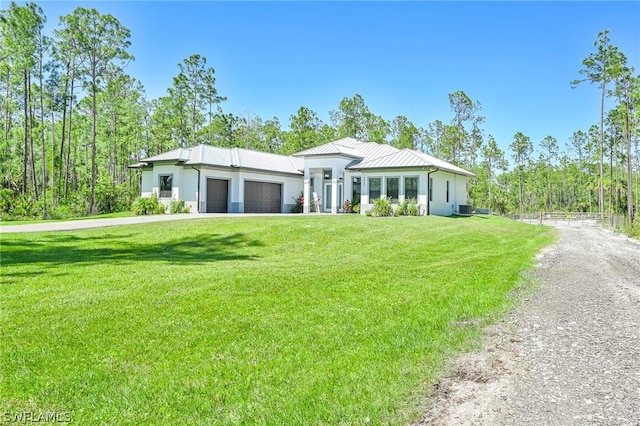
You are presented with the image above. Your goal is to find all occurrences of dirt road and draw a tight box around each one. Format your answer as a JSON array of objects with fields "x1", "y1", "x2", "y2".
[{"x1": 419, "y1": 223, "x2": 640, "y2": 425}]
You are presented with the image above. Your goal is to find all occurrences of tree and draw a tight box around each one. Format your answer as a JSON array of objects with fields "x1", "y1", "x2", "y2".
[
  {"x1": 540, "y1": 135, "x2": 559, "y2": 210},
  {"x1": 447, "y1": 90, "x2": 482, "y2": 166},
  {"x1": 1, "y1": 2, "x2": 45, "y2": 197},
  {"x1": 510, "y1": 132, "x2": 533, "y2": 215},
  {"x1": 170, "y1": 54, "x2": 225, "y2": 146},
  {"x1": 284, "y1": 106, "x2": 322, "y2": 154},
  {"x1": 390, "y1": 115, "x2": 419, "y2": 149},
  {"x1": 610, "y1": 65, "x2": 638, "y2": 227},
  {"x1": 58, "y1": 7, "x2": 133, "y2": 214},
  {"x1": 481, "y1": 135, "x2": 507, "y2": 211},
  {"x1": 330, "y1": 94, "x2": 389, "y2": 142},
  {"x1": 571, "y1": 30, "x2": 627, "y2": 217}
]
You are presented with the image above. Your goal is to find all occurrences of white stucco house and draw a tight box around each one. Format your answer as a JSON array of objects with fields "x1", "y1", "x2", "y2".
[{"x1": 129, "y1": 137, "x2": 475, "y2": 216}]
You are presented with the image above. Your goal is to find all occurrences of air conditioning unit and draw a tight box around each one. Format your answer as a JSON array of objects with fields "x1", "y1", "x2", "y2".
[{"x1": 458, "y1": 205, "x2": 472, "y2": 215}]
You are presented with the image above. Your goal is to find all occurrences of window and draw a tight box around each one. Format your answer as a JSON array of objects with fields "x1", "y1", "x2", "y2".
[
  {"x1": 369, "y1": 177, "x2": 381, "y2": 200},
  {"x1": 159, "y1": 174, "x2": 173, "y2": 198},
  {"x1": 446, "y1": 180, "x2": 450, "y2": 203},
  {"x1": 429, "y1": 178, "x2": 433, "y2": 202},
  {"x1": 352, "y1": 177, "x2": 361, "y2": 205},
  {"x1": 386, "y1": 177, "x2": 399, "y2": 203},
  {"x1": 405, "y1": 177, "x2": 418, "y2": 201}
]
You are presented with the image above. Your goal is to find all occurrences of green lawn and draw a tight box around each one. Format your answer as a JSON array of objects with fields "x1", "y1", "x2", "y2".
[{"x1": 0, "y1": 215, "x2": 556, "y2": 424}]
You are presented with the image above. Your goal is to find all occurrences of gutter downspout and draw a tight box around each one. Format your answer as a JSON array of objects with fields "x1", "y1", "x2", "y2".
[
  {"x1": 189, "y1": 166, "x2": 201, "y2": 213},
  {"x1": 427, "y1": 168, "x2": 439, "y2": 216}
]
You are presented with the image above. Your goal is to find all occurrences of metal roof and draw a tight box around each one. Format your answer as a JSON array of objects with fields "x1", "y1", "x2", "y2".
[
  {"x1": 293, "y1": 140, "x2": 363, "y2": 158},
  {"x1": 351, "y1": 149, "x2": 476, "y2": 177},
  {"x1": 141, "y1": 147, "x2": 193, "y2": 163},
  {"x1": 293, "y1": 137, "x2": 399, "y2": 162},
  {"x1": 133, "y1": 140, "x2": 473, "y2": 178},
  {"x1": 138, "y1": 144, "x2": 302, "y2": 175}
]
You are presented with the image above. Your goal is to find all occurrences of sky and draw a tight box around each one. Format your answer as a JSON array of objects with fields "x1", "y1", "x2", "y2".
[{"x1": 12, "y1": 1, "x2": 640, "y2": 157}]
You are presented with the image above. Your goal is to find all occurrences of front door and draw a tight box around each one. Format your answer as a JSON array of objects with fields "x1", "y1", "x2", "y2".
[{"x1": 324, "y1": 183, "x2": 332, "y2": 212}]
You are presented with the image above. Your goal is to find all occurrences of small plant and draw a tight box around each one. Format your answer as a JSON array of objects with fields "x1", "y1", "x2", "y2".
[
  {"x1": 132, "y1": 193, "x2": 164, "y2": 215},
  {"x1": 407, "y1": 199, "x2": 419, "y2": 216},
  {"x1": 343, "y1": 199, "x2": 352, "y2": 213},
  {"x1": 353, "y1": 204, "x2": 361, "y2": 214},
  {"x1": 365, "y1": 209, "x2": 372, "y2": 216},
  {"x1": 372, "y1": 197, "x2": 393, "y2": 217},
  {"x1": 291, "y1": 192, "x2": 304, "y2": 213},
  {"x1": 396, "y1": 199, "x2": 408, "y2": 216},
  {"x1": 170, "y1": 199, "x2": 186, "y2": 214}
]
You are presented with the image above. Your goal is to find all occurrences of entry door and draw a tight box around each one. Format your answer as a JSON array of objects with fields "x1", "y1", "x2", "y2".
[{"x1": 324, "y1": 183, "x2": 332, "y2": 212}]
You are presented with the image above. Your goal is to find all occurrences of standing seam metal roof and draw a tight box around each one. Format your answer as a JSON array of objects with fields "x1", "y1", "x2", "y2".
[
  {"x1": 140, "y1": 144, "x2": 303, "y2": 175},
  {"x1": 351, "y1": 149, "x2": 475, "y2": 177}
]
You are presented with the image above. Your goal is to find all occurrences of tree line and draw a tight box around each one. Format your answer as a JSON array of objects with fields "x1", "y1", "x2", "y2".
[{"x1": 1, "y1": 3, "x2": 638, "y2": 228}]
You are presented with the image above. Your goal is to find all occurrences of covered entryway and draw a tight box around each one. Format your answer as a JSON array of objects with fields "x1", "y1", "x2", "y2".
[
  {"x1": 244, "y1": 181, "x2": 281, "y2": 213},
  {"x1": 206, "y1": 178, "x2": 228, "y2": 213}
]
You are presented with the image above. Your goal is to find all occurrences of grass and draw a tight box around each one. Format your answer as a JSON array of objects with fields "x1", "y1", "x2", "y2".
[
  {"x1": 0, "y1": 211, "x2": 135, "y2": 226},
  {"x1": 0, "y1": 215, "x2": 556, "y2": 424}
]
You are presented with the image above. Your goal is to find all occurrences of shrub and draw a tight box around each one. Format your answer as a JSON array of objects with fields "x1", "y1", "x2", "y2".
[
  {"x1": 353, "y1": 204, "x2": 361, "y2": 214},
  {"x1": 0, "y1": 188, "x2": 15, "y2": 216},
  {"x1": 365, "y1": 209, "x2": 372, "y2": 216},
  {"x1": 170, "y1": 199, "x2": 186, "y2": 214},
  {"x1": 396, "y1": 199, "x2": 408, "y2": 216},
  {"x1": 291, "y1": 192, "x2": 304, "y2": 213},
  {"x1": 372, "y1": 197, "x2": 393, "y2": 217},
  {"x1": 132, "y1": 194, "x2": 163, "y2": 215},
  {"x1": 95, "y1": 176, "x2": 135, "y2": 214},
  {"x1": 407, "y1": 199, "x2": 419, "y2": 216}
]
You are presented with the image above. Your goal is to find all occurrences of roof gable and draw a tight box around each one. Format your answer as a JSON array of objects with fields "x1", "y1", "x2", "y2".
[{"x1": 293, "y1": 137, "x2": 399, "y2": 162}]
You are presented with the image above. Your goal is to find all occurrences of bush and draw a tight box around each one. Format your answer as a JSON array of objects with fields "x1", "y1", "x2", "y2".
[
  {"x1": 0, "y1": 188, "x2": 15, "y2": 216},
  {"x1": 353, "y1": 204, "x2": 361, "y2": 214},
  {"x1": 132, "y1": 194, "x2": 164, "y2": 215},
  {"x1": 407, "y1": 199, "x2": 419, "y2": 216},
  {"x1": 291, "y1": 192, "x2": 304, "y2": 213},
  {"x1": 170, "y1": 199, "x2": 186, "y2": 214},
  {"x1": 365, "y1": 209, "x2": 372, "y2": 216},
  {"x1": 95, "y1": 176, "x2": 135, "y2": 214},
  {"x1": 372, "y1": 197, "x2": 393, "y2": 217}
]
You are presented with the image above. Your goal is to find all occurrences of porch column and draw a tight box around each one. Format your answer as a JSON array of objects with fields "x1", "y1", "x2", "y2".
[
  {"x1": 303, "y1": 168, "x2": 311, "y2": 214},
  {"x1": 331, "y1": 166, "x2": 338, "y2": 214}
]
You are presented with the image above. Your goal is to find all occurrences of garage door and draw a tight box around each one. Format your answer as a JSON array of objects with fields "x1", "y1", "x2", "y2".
[
  {"x1": 206, "y1": 179, "x2": 228, "y2": 213},
  {"x1": 244, "y1": 181, "x2": 281, "y2": 213}
]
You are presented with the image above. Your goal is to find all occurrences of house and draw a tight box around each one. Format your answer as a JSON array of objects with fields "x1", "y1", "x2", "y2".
[{"x1": 129, "y1": 138, "x2": 475, "y2": 216}]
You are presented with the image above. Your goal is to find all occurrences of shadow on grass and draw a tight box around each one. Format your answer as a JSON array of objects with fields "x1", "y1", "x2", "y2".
[{"x1": 0, "y1": 232, "x2": 263, "y2": 269}]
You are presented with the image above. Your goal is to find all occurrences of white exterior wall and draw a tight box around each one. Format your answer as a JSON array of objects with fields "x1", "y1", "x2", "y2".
[
  {"x1": 429, "y1": 171, "x2": 469, "y2": 216},
  {"x1": 140, "y1": 169, "x2": 153, "y2": 197},
  {"x1": 181, "y1": 168, "x2": 199, "y2": 213},
  {"x1": 140, "y1": 163, "x2": 184, "y2": 210}
]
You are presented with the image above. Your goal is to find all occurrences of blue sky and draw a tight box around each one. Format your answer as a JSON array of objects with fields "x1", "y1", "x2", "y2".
[{"x1": 22, "y1": 1, "x2": 640, "y2": 156}]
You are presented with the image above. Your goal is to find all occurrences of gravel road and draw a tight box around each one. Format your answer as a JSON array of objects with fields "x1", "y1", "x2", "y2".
[{"x1": 418, "y1": 222, "x2": 640, "y2": 425}]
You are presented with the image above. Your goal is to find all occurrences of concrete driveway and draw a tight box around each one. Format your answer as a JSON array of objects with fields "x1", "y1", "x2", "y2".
[{"x1": 0, "y1": 214, "x2": 241, "y2": 233}]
